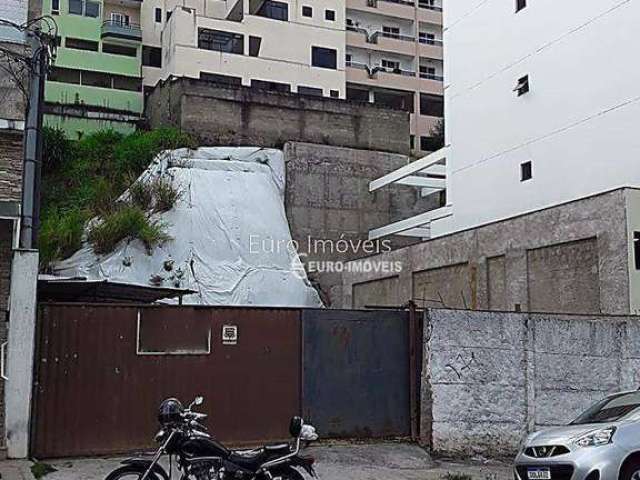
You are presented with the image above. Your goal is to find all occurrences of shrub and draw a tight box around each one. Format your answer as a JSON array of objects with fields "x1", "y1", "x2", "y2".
[
  {"x1": 151, "y1": 176, "x2": 181, "y2": 212},
  {"x1": 129, "y1": 179, "x2": 154, "y2": 209},
  {"x1": 39, "y1": 207, "x2": 89, "y2": 269},
  {"x1": 87, "y1": 205, "x2": 171, "y2": 255}
]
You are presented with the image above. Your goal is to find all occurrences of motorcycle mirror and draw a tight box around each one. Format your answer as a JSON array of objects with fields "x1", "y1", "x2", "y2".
[{"x1": 194, "y1": 396, "x2": 204, "y2": 406}]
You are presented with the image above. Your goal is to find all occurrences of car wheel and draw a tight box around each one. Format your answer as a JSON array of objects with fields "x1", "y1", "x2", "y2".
[{"x1": 621, "y1": 459, "x2": 640, "y2": 480}]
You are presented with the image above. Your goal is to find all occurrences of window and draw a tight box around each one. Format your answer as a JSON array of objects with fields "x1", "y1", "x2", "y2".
[
  {"x1": 48, "y1": 67, "x2": 80, "y2": 84},
  {"x1": 251, "y1": 79, "x2": 291, "y2": 93},
  {"x1": 325, "y1": 9, "x2": 335, "y2": 21},
  {"x1": 345, "y1": 53, "x2": 352, "y2": 64},
  {"x1": 298, "y1": 86, "x2": 323, "y2": 97},
  {"x1": 420, "y1": 93, "x2": 444, "y2": 116},
  {"x1": 65, "y1": 37, "x2": 99, "y2": 51},
  {"x1": 84, "y1": 0, "x2": 99, "y2": 17},
  {"x1": 81, "y1": 70, "x2": 111, "y2": 88},
  {"x1": 634, "y1": 233, "x2": 640, "y2": 270},
  {"x1": 142, "y1": 46, "x2": 162, "y2": 67},
  {"x1": 520, "y1": 161, "x2": 532, "y2": 181},
  {"x1": 155, "y1": 7, "x2": 162, "y2": 22},
  {"x1": 113, "y1": 75, "x2": 142, "y2": 92},
  {"x1": 200, "y1": 72, "x2": 242, "y2": 86},
  {"x1": 302, "y1": 6, "x2": 313, "y2": 17},
  {"x1": 311, "y1": 46, "x2": 337, "y2": 69},
  {"x1": 249, "y1": 36, "x2": 262, "y2": 57},
  {"x1": 420, "y1": 65, "x2": 436, "y2": 75},
  {"x1": 410, "y1": 135, "x2": 415, "y2": 150},
  {"x1": 515, "y1": 74, "x2": 530, "y2": 96},
  {"x1": 346, "y1": 18, "x2": 353, "y2": 26},
  {"x1": 374, "y1": 90, "x2": 413, "y2": 112},
  {"x1": 346, "y1": 87, "x2": 369, "y2": 102},
  {"x1": 381, "y1": 59, "x2": 400, "y2": 71},
  {"x1": 68, "y1": 0, "x2": 83, "y2": 15},
  {"x1": 103, "y1": 43, "x2": 137, "y2": 57},
  {"x1": 516, "y1": 0, "x2": 526, "y2": 12},
  {"x1": 420, "y1": 136, "x2": 441, "y2": 152},
  {"x1": 51, "y1": 0, "x2": 60, "y2": 14},
  {"x1": 110, "y1": 12, "x2": 130, "y2": 26},
  {"x1": 419, "y1": 32, "x2": 435, "y2": 44},
  {"x1": 382, "y1": 25, "x2": 400, "y2": 39},
  {"x1": 198, "y1": 28, "x2": 244, "y2": 54},
  {"x1": 256, "y1": 0, "x2": 288, "y2": 21},
  {"x1": 330, "y1": 90, "x2": 339, "y2": 98}
]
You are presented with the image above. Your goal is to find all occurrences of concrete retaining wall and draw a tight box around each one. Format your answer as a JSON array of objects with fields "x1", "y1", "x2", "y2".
[{"x1": 423, "y1": 309, "x2": 640, "y2": 457}]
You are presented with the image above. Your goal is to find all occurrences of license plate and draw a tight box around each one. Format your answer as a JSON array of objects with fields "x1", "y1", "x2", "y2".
[{"x1": 527, "y1": 468, "x2": 551, "y2": 480}]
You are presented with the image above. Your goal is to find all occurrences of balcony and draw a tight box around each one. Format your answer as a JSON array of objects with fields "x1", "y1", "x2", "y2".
[
  {"x1": 346, "y1": 27, "x2": 417, "y2": 56},
  {"x1": 347, "y1": 0, "x2": 417, "y2": 20},
  {"x1": 101, "y1": 20, "x2": 142, "y2": 42},
  {"x1": 419, "y1": 72, "x2": 443, "y2": 82}
]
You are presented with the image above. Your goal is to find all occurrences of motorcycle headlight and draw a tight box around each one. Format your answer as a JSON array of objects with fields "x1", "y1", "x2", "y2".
[{"x1": 574, "y1": 427, "x2": 616, "y2": 448}]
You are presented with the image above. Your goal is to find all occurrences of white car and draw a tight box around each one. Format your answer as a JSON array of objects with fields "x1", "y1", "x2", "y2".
[{"x1": 515, "y1": 390, "x2": 640, "y2": 480}]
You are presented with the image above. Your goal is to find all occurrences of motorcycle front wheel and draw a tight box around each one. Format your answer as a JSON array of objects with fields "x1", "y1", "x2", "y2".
[{"x1": 104, "y1": 466, "x2": 162, "y2": 480}]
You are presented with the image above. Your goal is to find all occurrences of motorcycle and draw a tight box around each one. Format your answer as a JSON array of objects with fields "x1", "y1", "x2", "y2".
[{"x1": 105, "y1": 396, "x2": 319, "y2": 480}]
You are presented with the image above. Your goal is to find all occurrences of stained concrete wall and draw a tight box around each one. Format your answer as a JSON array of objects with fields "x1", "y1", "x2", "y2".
[
  {"x1": 343, "y1": 188, "x2": 632, "y2": 315},
  {"x1": 145, "y1": 77, "x2": 411, "y2": 155},
  {"x1": 423, "y1": 308, "x2": 640, "y2": 457},
  {"x1": 284, "y1": 142, "x2": 437, "y2": 306}
]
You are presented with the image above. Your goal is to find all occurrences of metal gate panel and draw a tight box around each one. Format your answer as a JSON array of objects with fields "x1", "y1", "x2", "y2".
[
  {"x1": 302, "y1": 309, "x2": 410, "y2": 438},
  {"x1": 32, "y1": 304, "x2": 301, "y2": 458}
]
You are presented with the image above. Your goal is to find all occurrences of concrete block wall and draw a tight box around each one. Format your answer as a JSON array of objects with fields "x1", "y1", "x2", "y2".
[
  {"x1": 343, "y1": 188, "x2": 631, "y2": 315},
  {"x1": 0, "y1": 130, "x2": 24, "y2": 201},
  {"x1": 423, "y1": 308, "x2": 640, "y2": 457},
  {"x1": 284, "y1": 142, "x2": 437, "y2": 306},
  {"x1": 145, "y1": 78, "x2": 411, "y2": 155}
]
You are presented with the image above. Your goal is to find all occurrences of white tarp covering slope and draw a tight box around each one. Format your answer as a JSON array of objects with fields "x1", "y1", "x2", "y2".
[{"x1": 54, "y1": 147, "x2": 323, "y2": 307}]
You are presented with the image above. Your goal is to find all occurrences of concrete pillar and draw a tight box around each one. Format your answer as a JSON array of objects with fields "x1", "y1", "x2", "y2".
[
  {"x1": 4, "y1": 249, "x2": 38, "y2": 459},
  {"x1": 505, "y1": 248, "x2": 529, "y2": 312}
]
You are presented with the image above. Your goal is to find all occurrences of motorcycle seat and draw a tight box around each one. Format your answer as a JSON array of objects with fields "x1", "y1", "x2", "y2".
[
  {"x1": 265, "y1": 443, "x2": 290, "y2": 452},
  {"x1": 229, "y1": 444, "x2": 291, "y2": 471}
]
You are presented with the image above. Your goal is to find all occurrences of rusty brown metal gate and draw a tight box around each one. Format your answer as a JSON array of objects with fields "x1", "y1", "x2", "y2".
[{"x1": 31, "y1": 304, "x2": 302, "y2": 458}]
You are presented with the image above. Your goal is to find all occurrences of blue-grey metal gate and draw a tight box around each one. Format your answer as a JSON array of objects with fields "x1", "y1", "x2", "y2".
[{"x1": 302, "y1": 309, "x2": 414, "y2": 438}]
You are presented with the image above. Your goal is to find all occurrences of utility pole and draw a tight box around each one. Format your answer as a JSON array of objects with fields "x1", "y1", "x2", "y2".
[{"x1": 19, "y1": 33, "x2": 46, "y2": 249}]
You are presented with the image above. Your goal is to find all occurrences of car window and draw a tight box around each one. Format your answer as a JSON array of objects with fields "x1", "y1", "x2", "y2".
[{"x1": 572, "y1": 392, "x2": 640, "y2": 424}]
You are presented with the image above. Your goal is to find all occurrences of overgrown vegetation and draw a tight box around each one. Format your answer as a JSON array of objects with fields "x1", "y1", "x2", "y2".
[
  {"x1": 40, "y1": 127, "x2": 195, "y2": 269},
  {"x1": 30, "y1": 461, "x2": 57, "y2": 479}
]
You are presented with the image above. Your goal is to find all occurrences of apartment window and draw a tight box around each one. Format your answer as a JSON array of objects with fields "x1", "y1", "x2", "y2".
[
  {"x1": 154, "y1": 7, "x2": 162, "y2": 22},
  {"x1": 420, "y1": 136, "x2": 440, "y2": 152},
  {"x1": 110, "y1": 12, "x2": 130, "y2": 26},
  {"x1": 420, "y1": 93, "x2": 444, "y2": 116},
  {"x1": 382, "y1": 26, "x2": 400, "y2": 39},
  {"x1": 249, "y1": 36, "x2": 262, "y2": 56},
  {"x1": 311, "y1": 46, "x2": 337, "y2": 69},
  {"x1": 302, "y1": 6, "x2": 313, "y2": 17},
  {"x1": 375, "y1": 90, "x2": 413, "y2": 112},
  {"x1": 520, "y1": 161, "x2": 532, "y2": 181},
  {"x1": 345, "y1": 53, "x2": 352, "y2": 64},
  {"x1": 51, "y1": 0, "x2": 60, "y2": 14},
  {"x1": 142, "y1": 46, "x2": 162, "y2": 67},
  {"x1": 410, "y1": 135, "x2": 415, "y2": 150},
  {"x1": 515, "y1": 74, "x2": 530, "y2": 96},
  {"x1": 634, "y1": 232, "x2": 640, "y2": 270},
  {"x1": 420, "y1": 65, "x2": 436, "y2": 75},
  {"x1": 256, "y1": 0, "x2": 288, "y2": 21},
  {"x1": 330, "y1": 90, "x2": 339, "y2": 98},
  {"x1": 84, "y1": 0, "x2": 99, "y2": 17},
  {"x1": 251, "y1": 79, "x2": 291, "y2": 93},
  {"x1": 298, "y1": 86, "x2": 323, "y2": 97},
  {"x1": 68, "y1": 0, "x2": 83, "y2": 15},
  {"x1": 419, "y1": 32, "x2": 435, "y2": 44},
  {"x1": 103, "y1": 43, "x2": 137, "y2": 57},
  {"x1": 113, "y1": 75, "x2": 142, "y2": 92},
  {"x1": 516, "y1": 0, "x2": 526, "y2": 12},
  {"x1": 48, "y1": 66, "x2": 80, "y2": 84},
  {"x1": 200, "y1": 72, "x2": 242, "y2": 86},
  {"x1": 198, "y1": 28, "x2": 244, "y2": 54},
  {"x1": 346, "y1": 87, "x2": 369, "y2": 102},
  {"x1": 325, "y1": 9, "x2": 335, "y2": 21},
  {"x1": 381, "y1": 59, "x2": 400, "y2": 71},
  {"x1": 65, "y1": 37, "x2": 99, "y2": 51}
]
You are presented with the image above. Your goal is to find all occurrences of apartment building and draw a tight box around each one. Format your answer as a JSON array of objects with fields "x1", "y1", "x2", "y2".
[
  {"x1": 140, "y1": 0, "x2": 345, "y2": 98},
  {"x1": 41, "y1": 0, "x2": 144, "y2": 136},
  {"x1": 344, "y1": 0, "x2": 443, "y2": 156}
]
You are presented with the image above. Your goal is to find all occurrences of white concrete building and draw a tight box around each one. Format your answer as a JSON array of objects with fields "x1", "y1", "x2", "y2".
[
  {"x1": 370, "y1": 0, "x2": 640, "y2": 239},
  {"x1": 140, "y1": 0, "x2": 346, "y2": 98}
]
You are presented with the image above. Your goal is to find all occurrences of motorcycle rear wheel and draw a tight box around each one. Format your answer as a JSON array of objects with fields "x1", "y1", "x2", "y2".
[{"x1": 104, "y1": 466, "x2": 162, "y2": 480}]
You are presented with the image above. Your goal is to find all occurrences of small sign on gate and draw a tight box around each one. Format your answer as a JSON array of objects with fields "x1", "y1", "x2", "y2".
[{"x1": 222, "y1": 325, "x2": 238, "y2": 345}]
